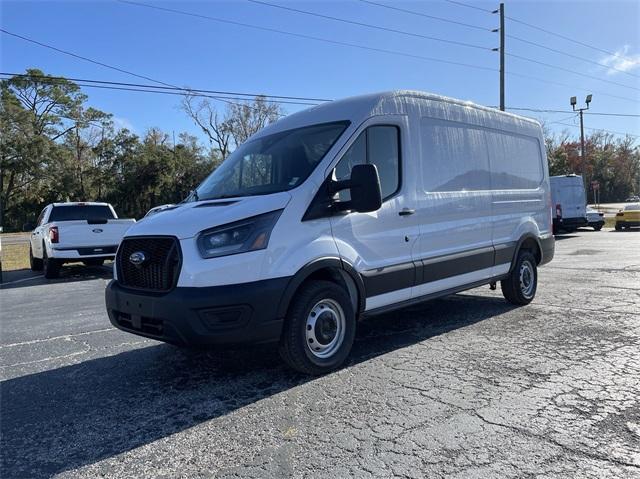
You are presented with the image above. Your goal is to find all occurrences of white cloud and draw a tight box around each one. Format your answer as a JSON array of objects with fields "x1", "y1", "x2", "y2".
[
  {"x1": 113, "y1": 116, "x2": 135, "y2": 132},
  {"x1": 600, "y1": 45, "x2": 640, "y2": 75}
]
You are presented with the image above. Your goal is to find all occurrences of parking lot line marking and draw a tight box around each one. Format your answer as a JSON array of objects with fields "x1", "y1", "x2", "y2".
[
  {"x1": 0, "y1": 327, "x2": 115, "y2": 348},
  {"x1": 0, "y1": 275, "x2": 42, "y2": 287}
]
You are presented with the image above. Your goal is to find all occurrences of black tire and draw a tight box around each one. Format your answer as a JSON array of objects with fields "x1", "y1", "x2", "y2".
[
  {"x1": 43, "y1": 249, "x2": 61, "y2": 279},
  {"x1": 29, "y1": 246, "x2": 44, "y2": 271},
  {"x1": 83, "y1": 259, "x2": 104, "y2": 267},
  {"x1": 593, "y1": 225, "x2": 603, "y2": 231},
  {"x1": 501, "y1": 250, "x2": 537, "y2": 305},
  {"x1": 279, "y1": 280, "x2": 356, "y2": 375}
]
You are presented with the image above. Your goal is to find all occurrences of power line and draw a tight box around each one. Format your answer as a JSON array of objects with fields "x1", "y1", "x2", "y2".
[
  {"x1": 0, "y1": 28, "x2": 177, "y2": 89},
  {"x1": 545, "y1": 114, "x2": 578, "y2": 125},
  {"x1": 504, "y1": 14, "x2": 637, "y2": 63},
  {"x1": 442, "y1": 0, "x2": 638, "y2": 63},
  {"x1": 247, "y1": 0, "x2": 492, "y2": 51},
  {"x1": 126, "y1": 0, "x2": 639, "y2": 98},
  {"x1": 506, "y1": 52, "x2": 640, "y2": 92},
  {"x1": 444, "y1": 0, "x2": 493, "y2": 14},
  {"x1": 505, "y1": 70, "x2": 637, "y2": 103},
  {"x1": 503, "y1": 107, "x2": 640, "y2": 118},
  {"x1": 357, "y1": 0, "x2": 492, "y2": 32},
  {"x1": 506, "y1": 34, "x2": 640, "y2": 79},
  {"x1": 117, "y1": 0, "x2": 499, "y2": 73},
  {"x1": 0, "y1": 72, "x2": 330, "y2": 103},
  {"x1": 554, "y1": 121, "x2": 639, "y2": 138},
  {"x1": 0, "y1": 73, "x2": 322, "y2": 106},
  {"x1": 246, "y1": 0, "x2": 640, "y2": 93},
  {"x1": 0, "y1": 28, "x2": 297, "y2": 115}
]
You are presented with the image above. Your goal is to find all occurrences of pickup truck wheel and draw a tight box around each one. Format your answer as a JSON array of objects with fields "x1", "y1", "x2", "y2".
[
  {"x1": 83, "y1": 259, "x2": 104, "y2": 267},
  {"x1": 29, "y1": 246, "x2": 44, "y2": 271},
  {"x1": 43, "y1": 250, "x2": 61, "y2": 279},
  {"x1": 279, "y1": 280, "x2": 356, "y2": 375},
  {"x1": 501, "y1": 250, "x2": 537, "y2": 305}
]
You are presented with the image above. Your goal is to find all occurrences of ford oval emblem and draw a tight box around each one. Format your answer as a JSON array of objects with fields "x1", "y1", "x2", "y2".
[
  {"x1": 129, "y1": 251, "x2": 147, "y2": 266},
  {"x1": 92, "y1": 228, "x2": 103, "y2": 233}
]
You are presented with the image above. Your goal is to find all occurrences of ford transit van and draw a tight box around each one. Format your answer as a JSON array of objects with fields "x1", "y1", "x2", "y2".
[
  {"x1": 550, "y1": 174, "x2": 588, "y2": 233},
  {"x1": 106, "y1": 91, "x2": 554, "y2": 374}
]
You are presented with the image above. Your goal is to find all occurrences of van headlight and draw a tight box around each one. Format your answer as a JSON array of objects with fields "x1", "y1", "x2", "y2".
[{"x1": 197, "y1": 210, "x2": 283, "y2": 259}]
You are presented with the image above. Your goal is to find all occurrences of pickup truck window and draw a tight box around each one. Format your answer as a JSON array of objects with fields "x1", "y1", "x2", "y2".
[{"x1": 49, "y1": 205, "x2": 115, "y2": 222}]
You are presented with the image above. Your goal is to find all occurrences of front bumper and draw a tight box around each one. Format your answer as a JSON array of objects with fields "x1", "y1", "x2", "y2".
[
  {"x1": 105, "y1": 277, "x2": 290, "y2": 346},
  {"x1": 616, "y1": 220, "x2": 640, "y2": 227}
]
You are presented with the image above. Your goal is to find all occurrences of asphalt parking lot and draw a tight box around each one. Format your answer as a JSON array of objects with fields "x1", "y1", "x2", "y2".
[{"x1": 1, "y1": 229, "x2": 639, "y2": 478}]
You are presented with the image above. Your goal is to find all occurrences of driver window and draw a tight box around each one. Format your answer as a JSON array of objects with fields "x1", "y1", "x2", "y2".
[
  {"x1": 335, "y1": 133, "x2": 366, "y2": 201},
  {"x1": 334, "y1": 125, "x2": 400, "y2": 202}
]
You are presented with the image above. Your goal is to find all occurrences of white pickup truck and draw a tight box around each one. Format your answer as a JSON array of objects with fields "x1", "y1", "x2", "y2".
[{"x1": 29, "y1": 202, "x2": 135, "y2": 278}]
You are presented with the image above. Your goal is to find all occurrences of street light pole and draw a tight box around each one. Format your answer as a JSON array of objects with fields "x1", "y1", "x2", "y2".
[{"x1": 570, "y1": 94, "x2": 592, "y2": 199}]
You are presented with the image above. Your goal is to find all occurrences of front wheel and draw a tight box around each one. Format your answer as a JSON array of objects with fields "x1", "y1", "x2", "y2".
[
  {"x1": 593, "y1": 225, "x2": 603, "y2": 231},
  {"x1": 501, "y1": 250, "x2": 537, "y2": 305},
  {"x1": 279, "y1": 281, "x2": 356, "y2": 375},
  {"x1": 29, "y1": 246, "x2": 44, "y2": 271}
]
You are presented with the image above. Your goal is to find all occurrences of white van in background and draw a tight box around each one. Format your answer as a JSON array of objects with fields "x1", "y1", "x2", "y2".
[
  {"x1": 550, "y1": 174, "x2": 588, "y2": 233},
  {"x1": 106, "y1": 91, "x2": 554, "y2": 374}
]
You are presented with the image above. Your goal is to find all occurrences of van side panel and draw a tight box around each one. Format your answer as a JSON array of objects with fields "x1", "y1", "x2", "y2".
[{"x1": 487, "y1": 130, "x2": 551, "y2": 251}]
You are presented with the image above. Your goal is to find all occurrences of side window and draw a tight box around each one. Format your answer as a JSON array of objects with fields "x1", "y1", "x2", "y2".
[
  {"x1": 36, "y1": 209, "x2": 46, "y2": 226},
  {"x1": 484, "y1": 131, "x2": 543, "y2": 189},
  {"x1": 335, "y1": 125, "x2": 400, "y2": 201},
  {"x1": 420, "y1": 118, "x2": 490, "y2": 192}
]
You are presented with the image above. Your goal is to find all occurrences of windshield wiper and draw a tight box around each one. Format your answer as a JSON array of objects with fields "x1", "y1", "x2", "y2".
[{"x1": 200, "y1": 194, "x2": 241, "y2": 201}]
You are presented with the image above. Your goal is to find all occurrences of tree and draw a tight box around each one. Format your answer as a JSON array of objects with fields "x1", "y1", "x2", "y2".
[{"x1": 182, "y1": 94, "x2": 282, "y2": 159}]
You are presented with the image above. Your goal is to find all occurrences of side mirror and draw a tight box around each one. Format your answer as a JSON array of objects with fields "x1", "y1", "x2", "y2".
[{"x1": 332, "y1": 164, "x2": 382, "y2": 213}]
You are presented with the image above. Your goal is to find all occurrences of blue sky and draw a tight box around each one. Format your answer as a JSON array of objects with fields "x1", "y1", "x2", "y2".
[{"x1": 1, "y1": 0, "x2": 639, "y2": 143}]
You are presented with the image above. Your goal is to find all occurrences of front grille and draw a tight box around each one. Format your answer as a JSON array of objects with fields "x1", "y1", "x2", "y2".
[{"x1": 116, "y1": 236, "x2": 181, "y2": 292}]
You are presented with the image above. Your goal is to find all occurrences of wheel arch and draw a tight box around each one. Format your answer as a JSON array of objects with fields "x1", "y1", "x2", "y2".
[
  {"x1": 509, "y1": 234, "x2": 542, "y2": 272},
  {"x1": 276, "y1": 257, "x2": 366, "y2": 318}
]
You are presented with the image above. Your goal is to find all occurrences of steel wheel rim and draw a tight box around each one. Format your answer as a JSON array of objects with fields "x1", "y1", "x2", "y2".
[
  {"x1": 305, "y1": 299, "x2": 346, "y2": 359},
  {"x1": 519, "y1": 261, "x2": 535, "y2": 299}
]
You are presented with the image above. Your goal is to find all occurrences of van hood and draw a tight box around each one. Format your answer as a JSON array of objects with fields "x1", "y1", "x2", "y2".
[{"x1": 126, "y1": 192, "x2": 292, "y2": 240}]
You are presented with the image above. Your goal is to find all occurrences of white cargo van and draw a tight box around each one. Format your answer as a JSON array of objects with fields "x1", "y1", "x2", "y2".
[
  {"x1": 106, "y1": 91, "x2": 554, "y2": 374},
  {"x1": 550, "y1": 174, "x2": 588, "y2": 233}
]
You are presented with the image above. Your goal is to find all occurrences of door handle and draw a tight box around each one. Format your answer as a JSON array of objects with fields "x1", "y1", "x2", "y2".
[{"x1": 398, "y1": 208, "x2": 415, "y2": 216}]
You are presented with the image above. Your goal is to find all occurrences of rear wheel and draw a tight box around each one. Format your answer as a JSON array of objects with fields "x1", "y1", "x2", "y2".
[
  {"x1": 501, "y1": 250, "x2": 537, "y2": 305},
  {"x1": 593, "y1": 225, "x2": 603, "y2": 231},
  {"x1": 279, "y1": 280, "x2": 356, "y2": 375},
  {"x1": 43, "y1": 249, "x2": 61, "y2": 279},
  {"x1": 29, "y1": 246, "x2": 43, "y2": 271}
]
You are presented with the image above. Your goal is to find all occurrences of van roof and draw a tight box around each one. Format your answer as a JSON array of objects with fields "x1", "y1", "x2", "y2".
[{"x1": 255, "y1": 90, "x2": 542, "y2": 139}]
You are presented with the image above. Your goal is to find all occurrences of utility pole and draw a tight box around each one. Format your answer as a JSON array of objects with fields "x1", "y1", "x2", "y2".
[
  {"x1": 492, "y1": 3, "x2": 505, "y2": 111},
  {"x1": 570, "y1": 94, "x2": 593, "y2": 199}
]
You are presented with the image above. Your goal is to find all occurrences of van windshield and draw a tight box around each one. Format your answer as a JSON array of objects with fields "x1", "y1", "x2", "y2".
[{"x1": 193, "y1": 121, "x2": 349, "y2": 201}]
